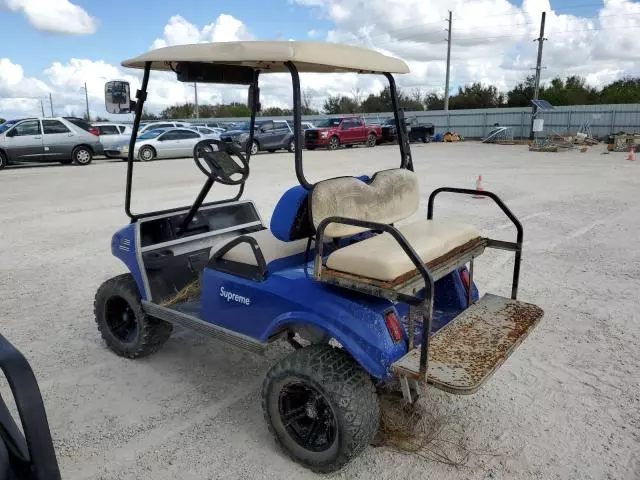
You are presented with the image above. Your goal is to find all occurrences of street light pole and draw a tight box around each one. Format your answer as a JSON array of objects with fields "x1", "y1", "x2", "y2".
[
  {"x1": 81, "y1": 82, "x2": 90, "y2": 121},
  {"x1": 192, "y1": 82, "x2": 199, "y2": 119}
]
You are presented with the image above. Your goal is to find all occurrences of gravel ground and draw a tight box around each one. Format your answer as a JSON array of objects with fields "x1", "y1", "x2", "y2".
[{"x1": 1, "y1": 143, "x2": 639, "y2": 479}]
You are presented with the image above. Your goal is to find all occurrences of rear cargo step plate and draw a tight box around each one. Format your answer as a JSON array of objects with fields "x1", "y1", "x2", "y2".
[{"x1": 392, "y1": 294, "x2": 544, "y2": 395}]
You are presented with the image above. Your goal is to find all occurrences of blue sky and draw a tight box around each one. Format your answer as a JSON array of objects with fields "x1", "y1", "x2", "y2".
[{"x1": 0, "y1": 0, "x2": 638, "y2": 118}]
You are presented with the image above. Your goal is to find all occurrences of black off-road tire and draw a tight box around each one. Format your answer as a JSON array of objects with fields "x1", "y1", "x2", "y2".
[
  {"x1": 94, "y1": 274, "x2": 172, "y2": 358},
  {"x1": 72, "y1": 146, "x2": 93, "y2": 165},
  {"x1": 262, "y1": 344, "x2": 380, "y2": 473},
  {"x1": 0, "y1": 151, "x2": 6, "y2": 170},
  {"x1": 328, "y1": 136, "x2": 340, "y2": 151}
]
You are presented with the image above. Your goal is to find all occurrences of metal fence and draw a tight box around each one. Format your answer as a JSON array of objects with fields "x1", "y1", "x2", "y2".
[{"x1": 164, "y1": 103, "x2": 639, "y2": 139}]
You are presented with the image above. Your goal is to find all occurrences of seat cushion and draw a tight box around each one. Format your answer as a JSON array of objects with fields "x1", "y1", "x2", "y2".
[
  {"x1": 325, "y1": 220, "x2": 480, "y2": 282},
  {"x1": 310, "y1": 169, "x2": 419, "y2": 238},
  {"x1": 213, "y1": 229, "x2": 308, "y2": 266}
]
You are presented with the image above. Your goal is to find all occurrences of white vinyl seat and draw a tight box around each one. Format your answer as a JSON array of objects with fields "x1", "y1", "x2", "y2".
[
  {"x1": 325, "y1": 220, "x2": 480, "y2": 282},
  {"x1": 212, "y1": 228, "x2": 308, "y2": 266}
]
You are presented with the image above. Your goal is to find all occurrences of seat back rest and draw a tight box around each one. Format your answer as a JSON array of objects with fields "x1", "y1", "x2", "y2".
[
  {"x1": 270, "y1": 184, "x2": 313, "y2": 242},
  {"x1": 271, "y1": 175, "x2": 372, "y2": 242},
  {"x1": 310, "y1": 168, "x2": 420, "y2": 238}
]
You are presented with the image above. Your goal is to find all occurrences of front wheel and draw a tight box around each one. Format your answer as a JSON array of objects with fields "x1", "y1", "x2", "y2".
[
  {"x1": 262, "y1": 345, "x2": 380, "y2": 473},
  {"x1": 328, "y1": 136, "x2": 340, "y2": 151},
  {"x1": 0, "y1": 151, "x2": 7, "y2": 170},
  {"x1": 94, "y1": 274, "x2": 172, "y2": 358},
  {"x1": 287, "y1": 139, "x2": 295, "y2": 153},
  {"x1": 250, "y1": 140, "x2": 259, "y2": 156},
  {"x1": 72, "y1": 146, "x2": 92, "y2": 165},
  {"x1": 366, "y1": 133, "x2": 377, "y2": 147}
]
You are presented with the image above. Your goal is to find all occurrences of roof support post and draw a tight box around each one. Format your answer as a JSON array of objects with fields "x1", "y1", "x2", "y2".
[
  {"x1": 385, "y1": 73, "x2": 413, "y2": 171},
  {"x1": 285, "y1": 61, "x2": 312, "y2": 189}
]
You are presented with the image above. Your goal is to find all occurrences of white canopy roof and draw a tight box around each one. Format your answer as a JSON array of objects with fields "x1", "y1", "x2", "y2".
[{"x1": 122, "y1": 41, "x2": 410, "y2": 74}]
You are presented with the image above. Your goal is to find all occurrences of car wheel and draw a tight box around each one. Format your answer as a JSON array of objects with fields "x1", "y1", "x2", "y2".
[
  {"x1": 366, "y1": 133, "x2": 377, "y2": 147},
  {"x1": 0, "y1": 151, "x2": 7, "y2": 170},
  {"x1": 262, "y1": 344, "x2": 380, "y2": 473},
  {"x1": 287, "y1": 139, "x2": 295, "y2": 153},
  {"x1": 72, "y1": 146, "x2": 93, "y2": 165},
  {"x1": 422, "y1": 136, "x2": 431, "y2": 143},
  {"x1": 138, "y1": 146, "x2": 155, "y2": 162},
  {"x1": 250, "y1": 140, "x2": 259, "y2": 156},
  {"x1": 94, "y1": 274, "x2": 172, "y2": 358},
  {"x1": 328, "y1": 136, "x2": 340, "y2": 151}
]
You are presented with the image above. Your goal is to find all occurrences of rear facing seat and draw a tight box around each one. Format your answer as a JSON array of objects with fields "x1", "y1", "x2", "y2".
[{"x1": 310, "y1": 168, "x2": 484, "y2": 287}]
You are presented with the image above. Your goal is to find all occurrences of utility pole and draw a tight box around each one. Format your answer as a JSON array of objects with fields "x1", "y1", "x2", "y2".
[
  {"x1": 40, "y1": 99, "x2": 45, "y2": 117},
  {"x1": 529, "y1": 11, "x2": 547, "y2": 140},
  {"x1": 192, "y1": 82, "x2": 199, "y2": 118},
  {"x1": 82, "y1": 82, "x2": 90, "y2": 121},
  {"x1": 49, "y1": 93, "x2": 54, "y2": 117},
  {"x1": 444, "y1": 10, "x2": 452, "y2": 111}
]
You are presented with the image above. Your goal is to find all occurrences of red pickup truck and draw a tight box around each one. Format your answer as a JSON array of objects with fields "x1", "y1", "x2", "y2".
[{"x1": 304, "y1": 117, "x2": 381, "y2": 150}]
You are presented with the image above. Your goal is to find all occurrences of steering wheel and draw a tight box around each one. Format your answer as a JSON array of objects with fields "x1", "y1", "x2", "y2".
[{"x1": 193, "y1": 139, "x2": 249, "y2": 186}]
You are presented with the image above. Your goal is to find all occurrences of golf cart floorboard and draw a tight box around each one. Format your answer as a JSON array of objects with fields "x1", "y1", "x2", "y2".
[{"x1": 392, "y1": 294, "x2": 544, "y2": 394}]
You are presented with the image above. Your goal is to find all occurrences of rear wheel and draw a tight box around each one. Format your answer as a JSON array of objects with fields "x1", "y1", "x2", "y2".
[
  {"x1": 287, "y1": 139, "x2": 295, "y2": 153},
  {"x1": 138, "y1": 146, "x2": 155, "y2": 162},
  {"x1": 0, "y1": 151, "x2": 6, "y2": 170},
  {"x1": 366, "y1": 133, "x2": 377, "y2": 147},
  {"x1": 72, "y1": 146, "x2": 92, "y2": 165},
  {"x1": 328, "y1": 136, "x2": 340, "y2": 151},
  {"x1": 262, "y1": 344, "x2": 380, "y2": 473},
  {"x1": 94, "y1": 274, "x2": 172, "y2": 358}
]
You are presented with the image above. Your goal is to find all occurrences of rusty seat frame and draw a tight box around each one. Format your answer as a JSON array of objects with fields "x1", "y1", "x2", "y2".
[{"x1": 314, "y1": 187, "x2": 525, "y2": 381}]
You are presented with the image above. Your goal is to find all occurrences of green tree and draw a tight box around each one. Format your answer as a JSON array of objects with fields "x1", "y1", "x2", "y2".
[
  {"x1": 323, "y1": 95, "x2": 359, "y2": 114},
  {"x1": 261, "y1": 106, "x2": 293, "y2": 116},
  {"x1": 506, "y1": 75, "x2": 536, "y2": 107},
  {"x1": 449, "y1": 83, "x2": 505, "y2": 109},
  {"x1": 599, "y1": 77, "x2": 640, "y2": 104},
  {"x1": 425, "y1": 93, "x2": 444, "y2": 110},
  {"x1": 141, "y1": 110, "x2": 159, "y2": 120}
]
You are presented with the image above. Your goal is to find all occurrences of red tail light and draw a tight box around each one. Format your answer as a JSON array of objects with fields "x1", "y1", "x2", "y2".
[
  {"x1": 384, "y1": 311, "x2": 403, "y2": 343},
  {"x1": 89, "y1": 127, "x2": 100, "y2": 136}
]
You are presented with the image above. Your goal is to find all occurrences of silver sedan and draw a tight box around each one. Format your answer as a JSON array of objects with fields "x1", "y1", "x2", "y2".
[{"x1": 117, "y1": 128, "x2": 217, "y2": 161}]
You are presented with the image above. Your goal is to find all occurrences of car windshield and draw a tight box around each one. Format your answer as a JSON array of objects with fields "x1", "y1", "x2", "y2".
[
  {"x1": 0, "y1": 119, "x2": 20, "y2": 133},
  {"x1": 137, "y1": 129, "x2": 164, "y2": 140},
  {"x1": 232, "y1": 122, "x2": 251, "y2": 131},
  {"x1": 314, "y1": 118, "x2": 342, "y2": 128}
]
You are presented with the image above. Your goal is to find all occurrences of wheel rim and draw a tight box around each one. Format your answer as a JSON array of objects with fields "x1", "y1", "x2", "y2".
[
  {"x1": 329, "y1": 138, "x2": 338, "y2": 149},
  {"x1": 141, "y1": 148, "x2": 153, "y2": 161},
  {"x1": 76, "y1": 149, "x2": 90, "y2": 164},
  {"x1": 290, "y1": 140, "x2": 295, "y2": 151},
  {"x1": 368, "y1": 135, "x2": 376, "y2": 146},
  {"x1": 104, "y1": 296, "x2": 138, "y2": 343},
  {"x1": 278, "y1": 382, "x2": 337, "y2": 452},
  {"x1": 251, "y1": 142, "x2": 258, "y2": 155}
]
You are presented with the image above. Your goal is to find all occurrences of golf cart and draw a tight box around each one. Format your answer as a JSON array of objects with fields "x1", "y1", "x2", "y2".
[{"x1": 95, "y1": 41, "x2": 544, "y2": 473}]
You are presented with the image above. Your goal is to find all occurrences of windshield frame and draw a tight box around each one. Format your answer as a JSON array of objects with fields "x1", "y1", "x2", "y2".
[{"x1": 314, "y1": 118, "x2": 342, "y2": 128}]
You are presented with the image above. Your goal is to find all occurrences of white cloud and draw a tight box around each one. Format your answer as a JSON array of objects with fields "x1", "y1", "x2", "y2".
[
  {"x1": 2, "y1": 5, "x2": 640, "y2": 120},
  {"x1": 3, "y1": 0, "x2": 97, "y2": 35},
  {"x1": 151, "y1": 14, "x2": 254, "y2": 49}
]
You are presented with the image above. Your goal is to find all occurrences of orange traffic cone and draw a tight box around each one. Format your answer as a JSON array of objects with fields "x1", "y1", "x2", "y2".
[
  {"x1": 627, "y1": 146, "x2": 636, "y2": 161},
  {"x1": 473, "y1": 175, "x2": 485, "y2": 199}
]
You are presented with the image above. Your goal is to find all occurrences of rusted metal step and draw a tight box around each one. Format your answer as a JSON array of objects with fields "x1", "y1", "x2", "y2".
[{"x1": 392, "y1": 294, "x2": 544, "y2": 395}]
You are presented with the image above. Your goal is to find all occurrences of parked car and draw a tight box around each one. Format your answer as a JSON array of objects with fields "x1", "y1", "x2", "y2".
[
  {"x1": 115, "y1": 127, "x2": 218, "y2": 161},
  {"x1": 301, "y1": 121, "x2": 315, "y2": 130},
  {"x1": 93, "y1": 122, "x2": 132, "y2": 157},
  {"x1": 304, "y1": 117, "x2": 381, "y2": 150},
  {"x1": 0, "y1": 117, "x2": 102, "y2": 169},
  {"x1": 378, "y1": 117, "x2": 399, "y2": 143},
  {"x1": 406, "y1": 117, "x2": 435, "y2": 143},
  {"x1": 220, "y1": 120, "x2": 295, "y2": 154},
  {"x1": 138, "y1": 121, "x2": 188, "y2": 135},
  {"x1": 190, "y1": 126, "x2": 223, "y2": 139}
]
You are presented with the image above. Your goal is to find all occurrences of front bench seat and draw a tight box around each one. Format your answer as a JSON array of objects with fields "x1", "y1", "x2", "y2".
[
  {"x1": 310, "y1": 168, "x2": 481, "y2": 284},
  {"x1": 212, "y1": 228, "x2": 308, "y2": 266}
]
